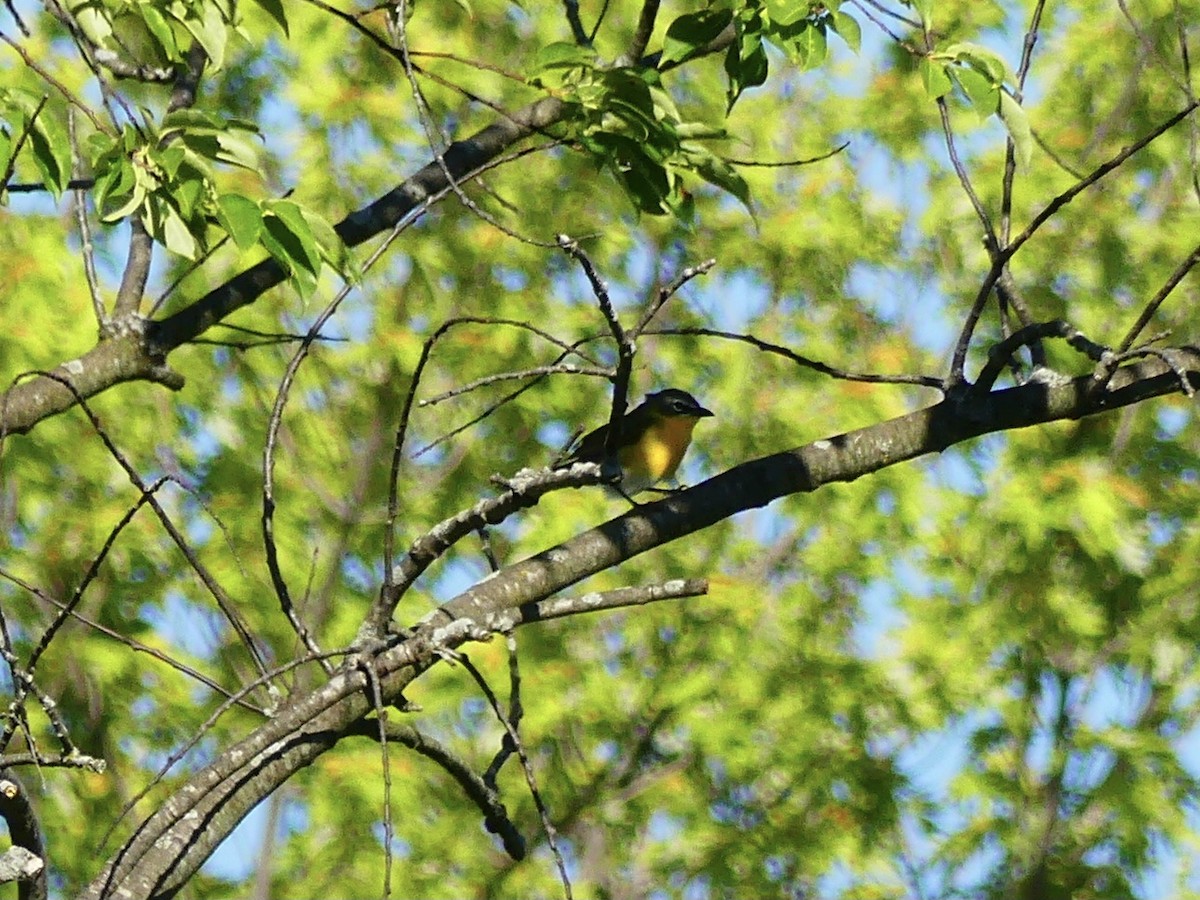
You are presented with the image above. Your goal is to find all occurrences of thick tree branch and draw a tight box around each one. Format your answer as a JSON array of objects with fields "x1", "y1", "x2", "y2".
[
  {"x1": 0, "y1": 337, "x2": 183, "y2": 437},
  {"x1": 83, "y1": 349, "x2": 1199, "y2": 900},
  {"x1": 428, "y1": 351, "x2": 1200, "y2": 629},
  {"x1": 0, "y1": 95, "x2": 565, "y2": 438},
  {"x1": 145, "y1": 95, "x2": 567, "y2": 354},
  {"x1": 0, "y1": 770, "x2": 46, "y2": 900}
]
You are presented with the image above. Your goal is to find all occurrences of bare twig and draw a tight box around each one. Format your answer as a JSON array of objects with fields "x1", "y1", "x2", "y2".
[
  {"x1": 359, "y1": 658, "x2": 394, "y2": 896},
  {"x1": 937, "y1": 95, "x2": 995, "y2": 240},
  {"x1": 724, "y1": 142, "x2": 850, "y2": 167},
  {"x1": 1001, "y1": 0, "x2": 1047, "y2": 245},
  {"x1": 372, "y1": 465, "x2": 610, "y2": 637},
  {"x1": 457, "y1": 651, "x2": 573, "y2": 900},
  {"x1": 0, "y1": 32, "x2": 108, "y2": 132},
  {"x1": 632, "y1": 258, "x2": 716, "y2": 337},
  {"x1": 647, "y1": 327, "x2": 943, "y2": 388},
  {"x1": 15, "y1": 373, "x2": 271, "y2": 681},
  {"x1": 948, "y1": 100, "x2": 1200, "y2": 385},
  {"x1": 0, "y1": 566, "x2": 262, "y2": 713},
  {"x1": 68, "y1": 108, "x2": 105, "y2": 326},
  {"x1": 483, "y1": 631, "x2": 522, "y2": 790},
  {"x1": 619, "y1": 0, "x2": 661, "y2": 66},
  {"x1": 1116, "y1": 241, "x2": 1200, "y2": 353},
  {"x1": 381, "y1": 316, "x2": 596, "y2": 599},
  {"x1": 262, "y1": 200, "x2": 430, "y2": 672},
  {"x1": 417, "y1": 364, "x2": 613, "y2": 407},
  {"x1": 557, "y1": 236, "x2": 635, "y2": 458},
  {"x1": 0, "y1": 93, "x2": 46, "y2": 192},
  {"x1": 561, "y1": 0, "x2": 589, "y2": 45},
  {"x1": 1173, "y1": 1, "x2": 1200, "y2": 206},
  {"x1": 389, "y1": 0, "x2": 558, "y2": 250},
  {"x1": 24, "y1": 477, "x2": 167, "y2": 677},
  {"x1": 347, "y1": 717, "x2": 526, "y2": 859},
  {"x1": 971, "y1": 320, "x2": 1110, "y2": 397}
]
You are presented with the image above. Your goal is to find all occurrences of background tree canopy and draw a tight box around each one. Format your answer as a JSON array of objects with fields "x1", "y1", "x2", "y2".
[{"x1": 3, "y1": 0, "x2": 1200, "y2": 897}]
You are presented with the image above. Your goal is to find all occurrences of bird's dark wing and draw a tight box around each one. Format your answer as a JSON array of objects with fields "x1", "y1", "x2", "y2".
[{"x1": 558, "y1": 401, "x2": 651, "y2": 466}]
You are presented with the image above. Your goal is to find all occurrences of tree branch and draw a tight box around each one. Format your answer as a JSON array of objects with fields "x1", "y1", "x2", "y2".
[{"x1": 81, "y1": 349, "x2": 1200, "y2": 900}]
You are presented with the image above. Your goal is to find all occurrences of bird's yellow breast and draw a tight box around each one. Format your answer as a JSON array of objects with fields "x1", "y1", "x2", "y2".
[{"x1": 619, "y1": 415, "x2": 700, "y2": 482}]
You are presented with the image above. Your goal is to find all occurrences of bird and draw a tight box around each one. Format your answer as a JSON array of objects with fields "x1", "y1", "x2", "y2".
[{"x1": 557, "y1": 388, "x2": 714, "y2": 498}]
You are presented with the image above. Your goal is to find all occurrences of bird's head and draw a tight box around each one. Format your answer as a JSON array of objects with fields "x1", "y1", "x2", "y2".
[{"x1": 643, "y1": 389, "x2": 714, "y2": 421}]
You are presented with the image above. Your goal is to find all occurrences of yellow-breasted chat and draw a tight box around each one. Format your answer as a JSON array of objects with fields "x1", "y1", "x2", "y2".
[{"x1": 558, "y1": 388, "x2": 714, "y2": 498}]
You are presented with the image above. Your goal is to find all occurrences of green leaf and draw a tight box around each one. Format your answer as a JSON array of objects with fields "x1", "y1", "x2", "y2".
[
  {"x1": 724, "y1": 37, "x2": 769, "y2": 112},
  {"x1": 264, "y1": 199, "x2": 321, "y2": 275},
  {"x1": 920, "y1": 58, "x2": 953, "y2": 99},
  {"x1": 213, "y1": 129, "x2": 262, "y2": 170},
  {"x1": 793, "y1": 21, "x2": 828, "y2": 70},
  {"x1": 261, "y1": 216, "x2": 318, "y2": 297},
  {"x1": 952, "y1": 65, "x2": 998, "y2": 117},
  {"x1": 101, "y1": 179, "x2": 145, "y2": 222},
  {"x1": 175, "y1": 1, "x2": 229, "y2": 70},
  {"x1": 215, "y1": 193, "x2": 263, "y2": 249},
  {"x1": 998, "y1": 90, "x2": 1032, "y2": 169},
  {"x1": 172, "y1": 175, "x2": 206, "y2": 219},
  {"x1": 27, "y1": 113, "x2": 71, "y2": 197},
  {"x1": 692, "y1": 152, "x2": 752, "y2": 212},
  {"x1": 161, "y1": 109, "x2": 224, "y2": 133},
  {"x1": 138, "y1": 4, "x2": 179, "y2": 60},
  {"x1": 299, "y1": 207, "x2": 346, "y2": 271},
  {"x1": 251, "y1": 0, "x2": 288, "y2": 35},
  {"x1": 154, "y1": 144, "x2": 187, "y2": 179},
  {"x1": 93, "y1": 154, "x2": 132, "y2": 214},
  {"x1": 942, "y1": 42, "x2": 1015, "y2": 86},
  {"x1": 832, "y1": 11, "x2": 861, "y2": 53},
  {"x1": 155, "y1": 200, "x2": 200, "y2": 259},
  {"x1": 661, "y1": 9, "x2": 734, "y2": 65},
  {"x1": 529, "y1": 42, "x2": 597, "y2": 74},
  {"x1": 765, "y1": 0, "x2": 807, "y2": 28}
]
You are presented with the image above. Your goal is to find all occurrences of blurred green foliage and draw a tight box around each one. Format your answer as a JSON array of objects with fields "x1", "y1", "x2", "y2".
[{"x1": 3, "y1": 0, "x2": 1200, "y2": 898}]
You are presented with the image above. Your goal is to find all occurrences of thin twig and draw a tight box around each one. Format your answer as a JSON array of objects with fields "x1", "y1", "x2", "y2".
[
  {"x1": 647, "y1": 327, "x2": 943, "y2": 388},
  {"x1": 937, "y1": 96, "x2": 996, "y2": 240},
  {"x1": 68, "y1": 108, "x2": 105, "y2": 326},
  {"x1": 381, "y1": 317, "x2": 590, "y2": 598},
  {"x1": 561, "y1": 0, "x2": 589, "y2": 45},
  {"x1": 724, "y1": 142, "x2": 849, "y2": 167},
  {"x1": 619, "y1": 0, "x2": 661, "y2": 66},
  {"x1": 347, "y1": 717, "x2": 526, "y2": 859},
  {"x1": 417, "y1": 364, "x2": 613, "y2": 407},
  {"x1": 458, "y1": 651, "x2": 573, "y2": 900},
  {"x1": 1, "y1": 566, "x2": 262, "y2": 713},
  {"x1": 948, "y1": 100, "x2": 1200, "y2": 384},
  {"x1": 971, "y1": 320, "x2": 1110, "y2": 396},
  {"x1": 0, "y1": 93, "x2": 46, "y2": 192},
  {"x1": 15, "y1": 373, "x2": 271, "y2": 680},
  {"x1": 0, "y1": 33, "x2": 108, "y2": 132},
  {"x1": 1116, "y1": 241, "x2": 1200, "y2": 353},
  {"x1": 632, "y1": 258, "x2": 716, "y2": 337},
  {"x1": 360, "y1": 659, "x2": 394, "y2": 897},
  {"x1": 557, "y1": 236, "x2": 635, "y2": 458},
  {"x1": 24, "y1": 477, "x2": 167, "y2": 677},
  {"x1": 1001, "y1": 0, "x2": 1046, "y2": 245},
  {"x1": 261, "y1": 208, "x2": 422, "y2": 672},
  {"x1": 391, "y1": 0, "x2": 559, "y2": 250}
]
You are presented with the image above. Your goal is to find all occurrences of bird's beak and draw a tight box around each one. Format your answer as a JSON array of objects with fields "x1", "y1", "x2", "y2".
[{"x1": 695, "y1": 405, "x2": 714, "y2": 418}]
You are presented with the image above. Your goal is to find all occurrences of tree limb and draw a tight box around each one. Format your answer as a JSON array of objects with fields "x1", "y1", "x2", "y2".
[{"x1": 81, "y1": 348, "x2": 1200, "y2": 900}]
